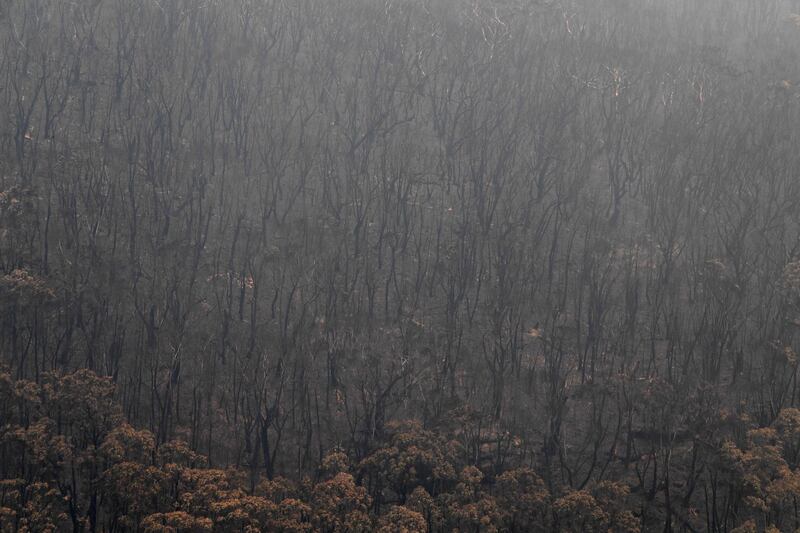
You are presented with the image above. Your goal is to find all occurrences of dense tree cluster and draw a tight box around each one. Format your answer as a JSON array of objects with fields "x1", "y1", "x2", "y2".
[
  {"x1": 2, "y1": 0, "x2": 800, "y2": 530},
  {"x1": 5, "y1": 370, "x2": 800, "y2": 531}
]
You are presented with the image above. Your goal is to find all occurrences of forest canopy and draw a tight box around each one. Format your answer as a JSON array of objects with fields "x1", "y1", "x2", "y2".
[{"x1": 1, "y1": 0, "x2": 800, "y2": 531}]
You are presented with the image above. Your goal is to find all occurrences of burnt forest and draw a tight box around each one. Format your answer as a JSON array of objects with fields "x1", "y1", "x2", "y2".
[{"x1": 1, "y1": 0, "x2": 800, "y2": 531}]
